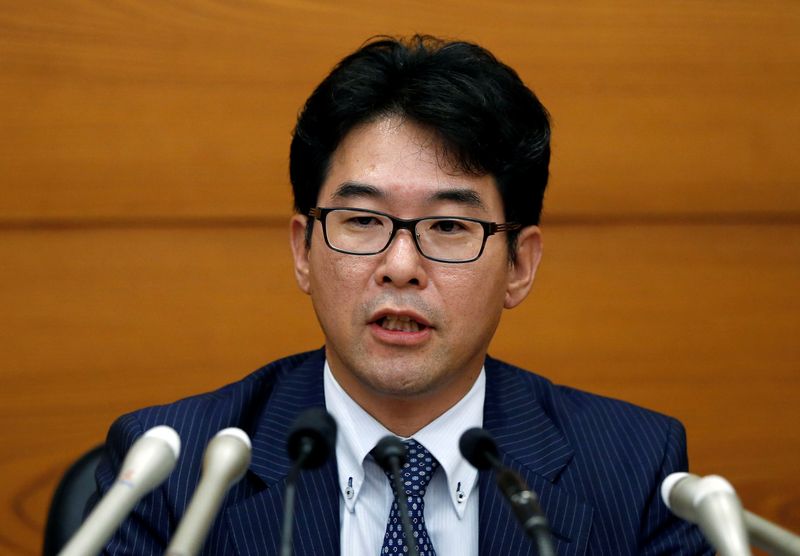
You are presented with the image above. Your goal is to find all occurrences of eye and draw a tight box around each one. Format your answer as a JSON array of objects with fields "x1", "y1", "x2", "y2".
[
  {"x1": 430, "y1": 219, "x2": 468, "y2": 233},
  {"x1": 345, "y1": 215, "x2": 383, "y2": 228}
]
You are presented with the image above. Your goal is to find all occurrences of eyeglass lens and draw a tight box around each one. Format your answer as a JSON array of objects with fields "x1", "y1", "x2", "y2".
[{"x1": 324, "y1": 209, "x2": 485, "y2": 261}]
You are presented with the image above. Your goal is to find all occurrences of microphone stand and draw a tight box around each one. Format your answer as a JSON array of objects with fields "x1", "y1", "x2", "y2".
[
  {"x1": 280, "y1": 408, "x2": 337, "y2": 556},
  {"x1": 744, "y1": 511, "x2": 800, "y2": 556},
  {"x1": 280, "y1": 438, "x2": 311, "y2": 556},
  {"x1": 494, "y1": 466, "x2": 555, "y2": 556},
  {"x1": 386, "y1": 456, "x2": 420, "y2": 556},
  {"x1": 460, "y1": 428, "x2": 555, "y2": 556}
]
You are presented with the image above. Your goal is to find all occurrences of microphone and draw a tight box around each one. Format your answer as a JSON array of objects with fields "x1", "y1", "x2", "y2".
[
  {"x1": 661, "y1": 472, "x2": 752, "y2": 556},
  {"x1": 371, "y1": 436, "x2": 419, "y2": 556},
  {"x1": 460, "y1": 428, "x2": 555, "y2": 556},
  {"x1": 744, "y1": 510, "x2": 800, "y2": 556},
  {"x1": 459, "y1": 426, "x2": 502, "y2": 470},
  {"x1": 280, "y1": 408, "x2": 337, "y2": 556},
  {"x1": 164, "y1": 428, "x2": 252, "y2": 556},
  {"x1": 286, "y1": 407, "x2": 337, "y2": 470},
  {"x1": 59, "y1": 425, "x2": 181, "y2": 556}
]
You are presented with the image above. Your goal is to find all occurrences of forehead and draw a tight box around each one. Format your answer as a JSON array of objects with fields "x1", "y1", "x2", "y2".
[{"x1": 319, "y1": 117, "x2": 502, "y2": 216}]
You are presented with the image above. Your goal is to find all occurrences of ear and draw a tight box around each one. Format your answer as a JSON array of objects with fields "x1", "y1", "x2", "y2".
[
  {"x1": 504, "y1": 226, "x2": 543, "y2": 309},
  {"x1": 289, "y1": 214, "x2": 312, "y2": 295}
]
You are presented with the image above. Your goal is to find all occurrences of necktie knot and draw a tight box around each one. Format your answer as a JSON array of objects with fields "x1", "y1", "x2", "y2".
[{"x1": 383, "y1": 439, "x2": 439, "y2": 497}]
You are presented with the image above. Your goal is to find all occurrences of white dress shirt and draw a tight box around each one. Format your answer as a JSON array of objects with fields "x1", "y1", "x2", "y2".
[{"x1": 324, "y1": 361, "x2": 484, "y2": 556}]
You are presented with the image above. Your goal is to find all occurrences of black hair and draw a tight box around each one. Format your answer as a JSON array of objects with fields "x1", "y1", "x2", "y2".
[{"x1": 289, "y1": 35, "x2": 551, "y2": 260}]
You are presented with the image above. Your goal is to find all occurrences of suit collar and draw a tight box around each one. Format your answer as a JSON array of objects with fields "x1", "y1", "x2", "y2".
[
  {"x1": 226, "y1": 349, "x2": 341, "y2": 556},
  {"x1": 240, "y1": 350, "x2": 577, "y2": 485},
  {"x1": 479, "y1": 356, "x2": 593, "y2": 555},
  {"x1": 224, "y1": 351, "x2": 594, "y2": 555},
  {"x1": 482, "y1": 356, "x2": 574, "y2": 481},
  {"x1": 248, "y1": 349, "x2": 328, "y2": 485}
]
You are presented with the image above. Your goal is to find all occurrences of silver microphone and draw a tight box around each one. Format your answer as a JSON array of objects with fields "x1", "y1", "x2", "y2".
[
  {"x1": 59, "y1": 425, "x2": 181, "y2": 556},
  {"x1": 661, "y1": 472, "x2": 751, "y2": 556},
  {"x1": 164, "y1": 427, "x2": 252, "y2": 556}
]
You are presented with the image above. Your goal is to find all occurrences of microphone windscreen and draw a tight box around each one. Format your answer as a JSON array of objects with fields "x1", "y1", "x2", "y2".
[
  {"x1": 143, "y1": 425, "x2": 182, "y2": 461},
  {"x1": 459, "y1": 427, "x2": 499, "y2": 470},
  {"x1": 661, "y1": 472, "x2": 691, "y2": 511},
  {"x1": 371, "y1": 435, "x2": 406, "y2": 471},
  {"x1": 204, "y1": 427, "x2": 252, "y2": 483},
  {"x1": 287, "y1": 408, "x2": 337, "y2": 469}
]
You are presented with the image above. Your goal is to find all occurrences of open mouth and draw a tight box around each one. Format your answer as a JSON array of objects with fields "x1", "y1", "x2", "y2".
[{"x1": 375, "y1": 314, "x2": 427, "y2": 333}]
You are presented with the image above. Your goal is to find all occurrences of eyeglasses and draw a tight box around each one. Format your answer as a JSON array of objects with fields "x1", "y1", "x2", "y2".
[{"x1": 308, "y1": 207, "x2": 520, "y2": 263}]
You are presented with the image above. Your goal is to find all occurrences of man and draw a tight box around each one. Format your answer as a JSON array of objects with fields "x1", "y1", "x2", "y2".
[{"x1": 92, "y1": 36, "x2": 711, "y2": 555}]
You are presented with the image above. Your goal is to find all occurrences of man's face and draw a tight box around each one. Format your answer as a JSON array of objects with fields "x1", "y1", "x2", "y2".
[{"x1": 290, "y1": 116, "x2": 541, "y2": 416}]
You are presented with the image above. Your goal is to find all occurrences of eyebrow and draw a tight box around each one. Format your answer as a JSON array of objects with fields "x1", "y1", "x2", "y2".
[
  {"x1": 331, "y1": 181, "x2": 385, "y2": 200},
  {"x1": 428, "y1": 188, "x2": 486, "y2": 210},
  {"x1": 330, "y1": 181, "x2": 487, "y2": 210}
]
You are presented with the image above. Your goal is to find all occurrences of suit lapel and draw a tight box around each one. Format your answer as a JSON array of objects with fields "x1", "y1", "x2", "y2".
[
  {"x1": 479, "y1": 358, "x2": 593, "y2": 556},
  {"x1": 225, "y1": 350, "x2": 341, "y2": 556},
  {"x1": 221, "y1": 351, "x2": 593, "y2": 555}
]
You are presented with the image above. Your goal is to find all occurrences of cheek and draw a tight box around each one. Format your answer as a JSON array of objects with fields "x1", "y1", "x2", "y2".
[
  {"x1": 437, "y1": 263, "x2": 509, "y2": 317},
  {"x1": 308, "y1": 250, "x2": 373, "y2": 308}
]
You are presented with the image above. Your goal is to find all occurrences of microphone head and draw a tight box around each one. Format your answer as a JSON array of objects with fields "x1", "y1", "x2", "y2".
[
  {"x1": 459, "y1": 427, "x2": 500, "y2": 470},
  {"x1": 661, "y1": 472, "x2": 690, "y2": 510},
  {"x1": 371, "y1": 435, "x2": 406, "y2": 471},
  {"x1": 203, "y1": 427, "x2": 253, "y2": 484},
  {"x1": 287, "y1": 408, "x2": 337, "y2": 469},
  {"x1": 216, "y1": 427, "x2": 252, "y2": 449},
  {"x1": 119, "y1": 425, "x2": 181, "y2": 494},
  {"x1": 143, "y1": 425, "x2": 182, "y2": 460}
]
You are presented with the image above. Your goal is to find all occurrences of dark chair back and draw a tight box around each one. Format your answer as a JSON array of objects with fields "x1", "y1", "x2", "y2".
[{"x1": 42, "y1": 445, "x2": 105, "y2": 556}]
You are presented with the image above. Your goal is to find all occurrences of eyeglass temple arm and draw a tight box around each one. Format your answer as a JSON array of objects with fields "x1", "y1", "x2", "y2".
[{"x1": 492, "y1": 222, "x2": 522, "y2": 233}]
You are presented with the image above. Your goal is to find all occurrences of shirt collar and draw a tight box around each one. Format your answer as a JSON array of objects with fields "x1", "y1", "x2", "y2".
[{"x1": 324, "y1": 360, "x2": 485, "y2": 518}]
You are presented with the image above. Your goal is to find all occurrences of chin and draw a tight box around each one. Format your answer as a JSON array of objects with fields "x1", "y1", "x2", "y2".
[{"x1": 363, "y1": 366, "x2": 450, "y2": 400}]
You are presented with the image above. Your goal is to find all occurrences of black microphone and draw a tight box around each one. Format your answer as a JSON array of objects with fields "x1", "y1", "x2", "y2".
[
  {"x1": 460, "y1": 428, "x2": 555, "y2": 556},
  {"x1": 459, "y1": 426, "x2": 502, "y2": 470},
  {"x1": 371, "y1": 436, "x2": 420, "y2": 556},
  {"x1": 280, "y1": 408, "x2": 337, "y2": 556}
]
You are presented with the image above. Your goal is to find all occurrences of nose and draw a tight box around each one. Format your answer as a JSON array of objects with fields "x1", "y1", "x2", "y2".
[{"x1": 373, "y1": 229, "x2": 429, "y2": 288}]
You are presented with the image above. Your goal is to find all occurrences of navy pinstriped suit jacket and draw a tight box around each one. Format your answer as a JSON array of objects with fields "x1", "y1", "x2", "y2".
[{"x1": 93, "y1": 349, "x2": 711, "y2": 555}]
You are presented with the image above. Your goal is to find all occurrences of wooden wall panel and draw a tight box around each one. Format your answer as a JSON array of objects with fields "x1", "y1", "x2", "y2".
[
  {"x1": 0, "y1": 225, "x2": 321, "y2": 554},
  {"x1": 1, "y1": 1, "x2": 799, "y2": 554},
  {"x1": 1, "y1": 0, "x2": 798, "y2": 221},
  {"x1": 1, "y1": 224, "x2": 798, "y2": 553}
]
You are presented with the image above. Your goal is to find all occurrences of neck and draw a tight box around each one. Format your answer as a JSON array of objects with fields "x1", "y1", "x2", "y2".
[
  {"x1": 328, "y1": 362, "x2": 482, "y2": 438},
  {"x1": 361, "y1": 397, "x2": 450, "y2": 438}
]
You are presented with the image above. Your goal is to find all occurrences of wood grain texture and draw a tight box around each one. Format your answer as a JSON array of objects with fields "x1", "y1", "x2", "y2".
[
  {"x1": 1, "y1": 1, "x2": 799, "y2": 554},
  {"x1": 1, "y1": 223, "x2": 798, "y2": 553},
  {"x1": 1, "y1": 0, "x2": 798, "y2": 221}
]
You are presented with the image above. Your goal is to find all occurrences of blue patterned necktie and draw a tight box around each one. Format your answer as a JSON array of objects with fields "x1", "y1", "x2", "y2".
[{"x1": 379, "y1": 439, "x2": 440, "y2": 556}]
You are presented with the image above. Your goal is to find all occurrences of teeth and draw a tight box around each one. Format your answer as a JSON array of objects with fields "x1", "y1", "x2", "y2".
[{"x1": 381, "y1": 315, "x2": 421, "y2": 332}]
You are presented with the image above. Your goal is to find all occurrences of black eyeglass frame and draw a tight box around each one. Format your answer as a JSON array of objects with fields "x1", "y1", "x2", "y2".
[{"x1": 308, "y1": 206, "x2": 521, "y2": 263}]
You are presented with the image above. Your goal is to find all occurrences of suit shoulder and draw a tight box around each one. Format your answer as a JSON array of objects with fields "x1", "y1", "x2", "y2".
[
  {"x1": 109, "y1": 349, "x2": 322, "y2": 444},
  {"x1": 489, "y1": 356, "x2": 678, "y2": 421},
  {"x1": 486, "y1": 357, "x2": 684, "y2": 458}
]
